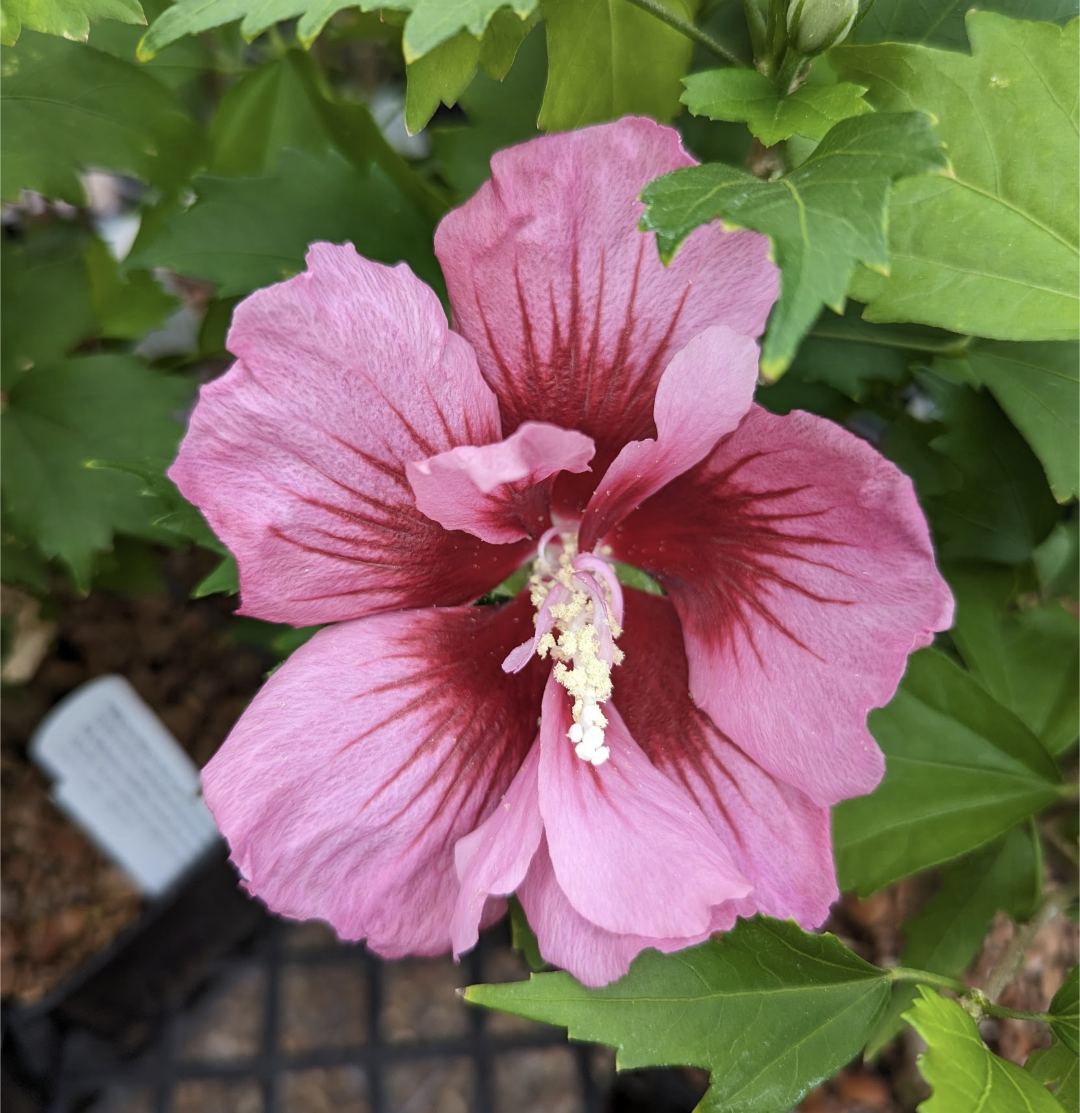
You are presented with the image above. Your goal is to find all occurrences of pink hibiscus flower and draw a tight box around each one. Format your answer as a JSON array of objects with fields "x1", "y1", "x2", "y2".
[{"x1": 171, "y1": 118, "x2": 952, "y2": 987}]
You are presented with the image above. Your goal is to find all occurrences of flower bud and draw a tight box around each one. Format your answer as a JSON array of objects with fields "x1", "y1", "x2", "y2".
[{"x1": 785, "y1": 0, "x2": 858, "y2": 55}]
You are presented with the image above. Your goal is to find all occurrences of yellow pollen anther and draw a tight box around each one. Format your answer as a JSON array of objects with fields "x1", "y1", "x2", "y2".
[{"x1": 528, "y1": 532, "x2": 623, "y2": 766}]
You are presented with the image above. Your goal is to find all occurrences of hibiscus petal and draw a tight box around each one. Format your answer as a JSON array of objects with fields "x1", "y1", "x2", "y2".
[
  {"x1": 434, "y1": 117, "x2": 778, "y2": 516},
  {"x1": 616, "y1": 590, "x2": 838, "y2": 928},
  {"x1": 579, "y1": 325, "x2": 758, "y2": 550},
  {"x1": 407, "y1": 422, "x2": 594, "y2": 544},
  {"x1": 170, "y1": 242, "x2": 527, "y2": 626},
  {"x1": 518, "y1": 836, "x2": 716, "y2": 987},
  {"x1": 450, "y1": 742, "x2": 543, "y2": 957},
  {"x1": 536, "y1": 674, "x2": 750, "y2": 939},
  {"x1": 201, "y1": 597, "x2": 546, "y2": 957},
  {"x1": 611, "y1": 406, "x2": 954, "y2": 806}
]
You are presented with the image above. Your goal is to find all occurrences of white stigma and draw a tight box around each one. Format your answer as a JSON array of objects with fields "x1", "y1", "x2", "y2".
[{"x1": 525, "y1": 531, "x2": 623, "y2": 766}]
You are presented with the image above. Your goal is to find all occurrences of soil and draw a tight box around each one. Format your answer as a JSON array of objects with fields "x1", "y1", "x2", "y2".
[{"x1": 1, "y1": 548, "x2": 267, "y2": 1004}]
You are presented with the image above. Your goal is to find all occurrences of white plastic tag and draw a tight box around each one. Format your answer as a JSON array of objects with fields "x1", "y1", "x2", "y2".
[{"x1": 30, "y1": 674, "x2": 221, "y2": 897}]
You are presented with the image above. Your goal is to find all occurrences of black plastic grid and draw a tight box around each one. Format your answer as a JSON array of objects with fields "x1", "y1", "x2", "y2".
[{"x1": 28, "y1": 913, "x2": 610, "y2": 1113}]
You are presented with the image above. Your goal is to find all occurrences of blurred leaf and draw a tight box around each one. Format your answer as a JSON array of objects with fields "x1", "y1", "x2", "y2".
[
  {"x1": 949, "y1": 564, "x2": 1079, "y2": 756},
  {"x1": 681, "y1": 68, "x2": 871, "y2": 145},
  {"x1": 905, "y1": 987, "x2": 1062, "y2": 1112},
  {"x1": 208, "y1": 51, "x2": 329, "y2": 175},
  {"x1": 950, "y1": 342, "x2": 1079, "y2": 503},
  {"x1": 1051, "y1": 968, "x2": 1079, "y2": 1057},
  {"x1": 401, "y1": 0, "x2": 536, "y2": 61},
  {"x1": 137, "y1": 0, "x2": 391, "y2": 58},
  {"x1": 788, "y1": 303, "x2": 964, "y2": 401},
  {"x1": 867, "y1": 826, "x2": 1041, "y2": 1057},
  {"x1": 193, "y1": 554, "x2": 238, "y2": 596},
  {"x1": 83, "y1": 237, "x2": 176, "y2": 340},
  {"x1": 1, "y1": 356, "x2": 192, "y2": 587},
  {"x1": 834, "y1": 648, "x2": 1062, "y2": 895},
  {"x1": 538, "y1": 0, "x2": 696, "y2": 131},
  {"x1": 468, "y1": 917, "x2": 890, "y2": 1113},
  {"x1": 87, "y1": 0, "x2": 212, "y2": 93},
  {"x1": 91, "y1": 534, "x2": 166, "y2": 593},
  {"x1": 640, "y1": 111, "x2": 947, "y2": 375},
  {"x1": 835, "y1": 14, "x2": 1079, "y2": 341},
  {"x1": 431, "y1": 24, "x2": 544, "y2": 199},
  {"x1": 906, "y1": 826, "x2": 1042, "y2": 971},
  {"x1": 1, "y1": 31, "x2": 203, "y2": 203},
  {"x1": 507, "y1": 895, "x2": 546, "y2": 971},
  {"x1": 850, "y1": 0, "x2": 1077, "y2": 49},
  {"x1": 921, "y1": 375, "x2": 1059, "y2": 565},
  {"x1": 1, "y1": 223, "x2": 96, "y2": 389},
  {"x1": 129, "y1": 147, "x2": 443, "y2": 299},
  {"x1": 206, "y1": 49, "x2": 443, "y2": 219},
  {"x1": 1035, "y1": 520, "x2": 1079, "y2": 602},
  {"x1": 0, "y1": 531, "x2": 51, "y2": 592},
  {"x1": 0, "y1": 0, "x2": 143, "y2": 48},
  {"x1": 1027, "y1": 1041, "x2": 1079, "y2": 1110}
]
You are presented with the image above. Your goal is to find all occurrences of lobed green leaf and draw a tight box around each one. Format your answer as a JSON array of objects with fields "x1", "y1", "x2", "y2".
[
  {"x1": 905, "y1": 987, "x2": 1063, "y2": 1112},
  {"x1": 467, "y1": 916, "x2": 891, "y2": 1113},
  {"x1": 640, "y1": 110, "x2": 947, "y2": 375},
  {"x1": 681, "y1": 68, "x2": 871, "y2": 146},
  {"x1": 0, "y1": 0, "x2": 144, "y2": 48}
]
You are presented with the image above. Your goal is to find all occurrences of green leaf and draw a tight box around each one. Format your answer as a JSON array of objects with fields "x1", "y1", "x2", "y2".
[
  {"x1": 787, "y1": 302, "x2": 964, "y2": 401},
  {"x1": 949, "y1": 564, "x2": 1079, "y2": 756},
  {"x1": 0, "y1": 531, "x2": 51, "y2": 592},
  {"x1": 401, "y1": 0, "x2": 536, "y2": 61},
  {"x1": 507, "y1": 895, "x2": 546, "y2": 972},
  {"x1": 203, "y1": 49, "x2": 443, "y2": 221},
  {"x1": 949, "y1": 342, "x2": 1079, "y2": 503},
  {"x1": 467, "y1": 916, "x2": 891, "y2": 1113},
  {"x1": 834, "y1": 14, "x2": 1079, "y2": 341},
  {"x1": 1027, "y1": 1041, "x2": 1079, "y2": 1110},
  {"x1": 83, "y1": 237, "x2": 176, "y2": 340},
  {"x1": 905, "y1": 987, "x2": 1063, "y2": 1112},
  {"x1": 0, "y1": 0, "x2": 143, "y2": 48},
  {"x1": 1035, "y1": 520, "x2": 1080, "y2": 602},
  {"x1": 1, "y1": 224, "x2": 96, "y2": 389},
  {"x1": 919, "y1": 374, "x2": 1059, "y2": 565},
  {"x1": 905, "y1": 826, "x2": 1041, "y2": 973},
  {"x1": 193, "y1": 554, "x2": 238, "y2": 597},
  {"x1": 208, "y1": 50, "x2": 331, "y2": 176},
  {"x1": 850, "y1": 0, "x2": 1077, "y2": 50},
  {"x1": 833, "y1": 647, "x2": 1062, "y2": 895},
  {"x1": 90, "y1": 457, "x2": 226, "y2": 553},
  {"x1": 1, "y1": 356, "x2": 192, "y2": 587},
  {"x1": 431, "y1": 24, "x2": 544, "y2": 199},
  {"x1": 129, "y1": 147, "x2": 443, "y2": 299},
  {"x1": 640, "y1": 111, "x2": 946, "y2": 375},
  {"x1": 87, "y1": 0, "x2": 212, "y2": 92},
  {"x1": 404, "y1": 8, "x2": 536, "y2": 132},
  {"x1": 1051, "y1": 968, "x2": 1079, "y2": 1056},
  {"x1": 681, "y1": 68, "x2": 871, "y2": 145},
  {"x1": 404, "y1": 29, "x2": 480, "y2": 133},
  {"x1": 137, "y1": 0, "x2": 392, "y2": 58},
  {"x1": 867, "y1": 826, "x2": 1041, "y2": 1057},
  {"x1": 538, "y1": 0, "x2": 695, "y2": 131},
  {"x1": 1, "y1": 32, "x2": 202, "y2": 203}
]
